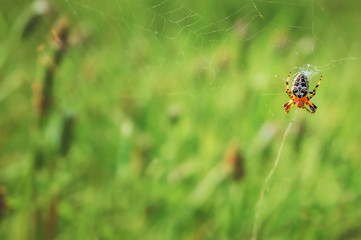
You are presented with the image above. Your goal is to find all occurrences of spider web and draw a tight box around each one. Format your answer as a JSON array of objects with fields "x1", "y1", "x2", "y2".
[{"x1": 64, "y1": 0, "x2": 360, "y2": 102}]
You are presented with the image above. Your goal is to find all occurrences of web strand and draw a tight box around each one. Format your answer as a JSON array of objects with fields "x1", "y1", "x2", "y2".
[{"x1": 251, "y1": 111, "x2": 297, "y2": 240}]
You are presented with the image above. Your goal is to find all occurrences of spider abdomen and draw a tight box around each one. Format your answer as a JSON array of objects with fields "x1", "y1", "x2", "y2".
[{"x1": 291, "y1": 73, "x2": 309, "y2": 98}]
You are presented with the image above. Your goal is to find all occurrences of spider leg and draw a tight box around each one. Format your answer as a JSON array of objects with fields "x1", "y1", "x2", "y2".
[
  {"x1": 285, "y1": 72, "x2": 293, "y2": 99},
  {"x1": 309, "y1": 75, "x2": 322, "y2": 99},
  {"x1": 283, "y1": 99, "x2": 294, "y2": 113},
  {"x1": 305, "y1": 98, "x2": 317, "y2": 114},
  {"x1": 302, "y1": 105, "x2": 311, "y2": 113}
]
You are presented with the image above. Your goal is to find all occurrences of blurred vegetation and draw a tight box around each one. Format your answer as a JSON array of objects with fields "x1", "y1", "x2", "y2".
[{"x1": 1, "y1": 0, "x2": 361, "y2": 239}]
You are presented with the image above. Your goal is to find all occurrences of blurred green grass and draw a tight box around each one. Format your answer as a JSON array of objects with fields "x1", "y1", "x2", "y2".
[{"x1": 1, "y1": 0, "x2": 361, "y2": 239}]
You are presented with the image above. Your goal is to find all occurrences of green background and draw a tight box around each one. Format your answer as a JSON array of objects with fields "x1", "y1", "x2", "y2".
[{"x1": 1, "y1": 0, "x2": 361, "y2": 239}]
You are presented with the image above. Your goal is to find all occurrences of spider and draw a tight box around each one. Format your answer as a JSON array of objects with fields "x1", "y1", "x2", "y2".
[{"x1": 283, "y1": 72, "x2": 322, "y2": 114}]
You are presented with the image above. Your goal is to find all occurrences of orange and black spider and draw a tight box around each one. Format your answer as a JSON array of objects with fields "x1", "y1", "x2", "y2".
[{"x1": 283, "y1": 72, "x2": 322, "y2": 114}]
